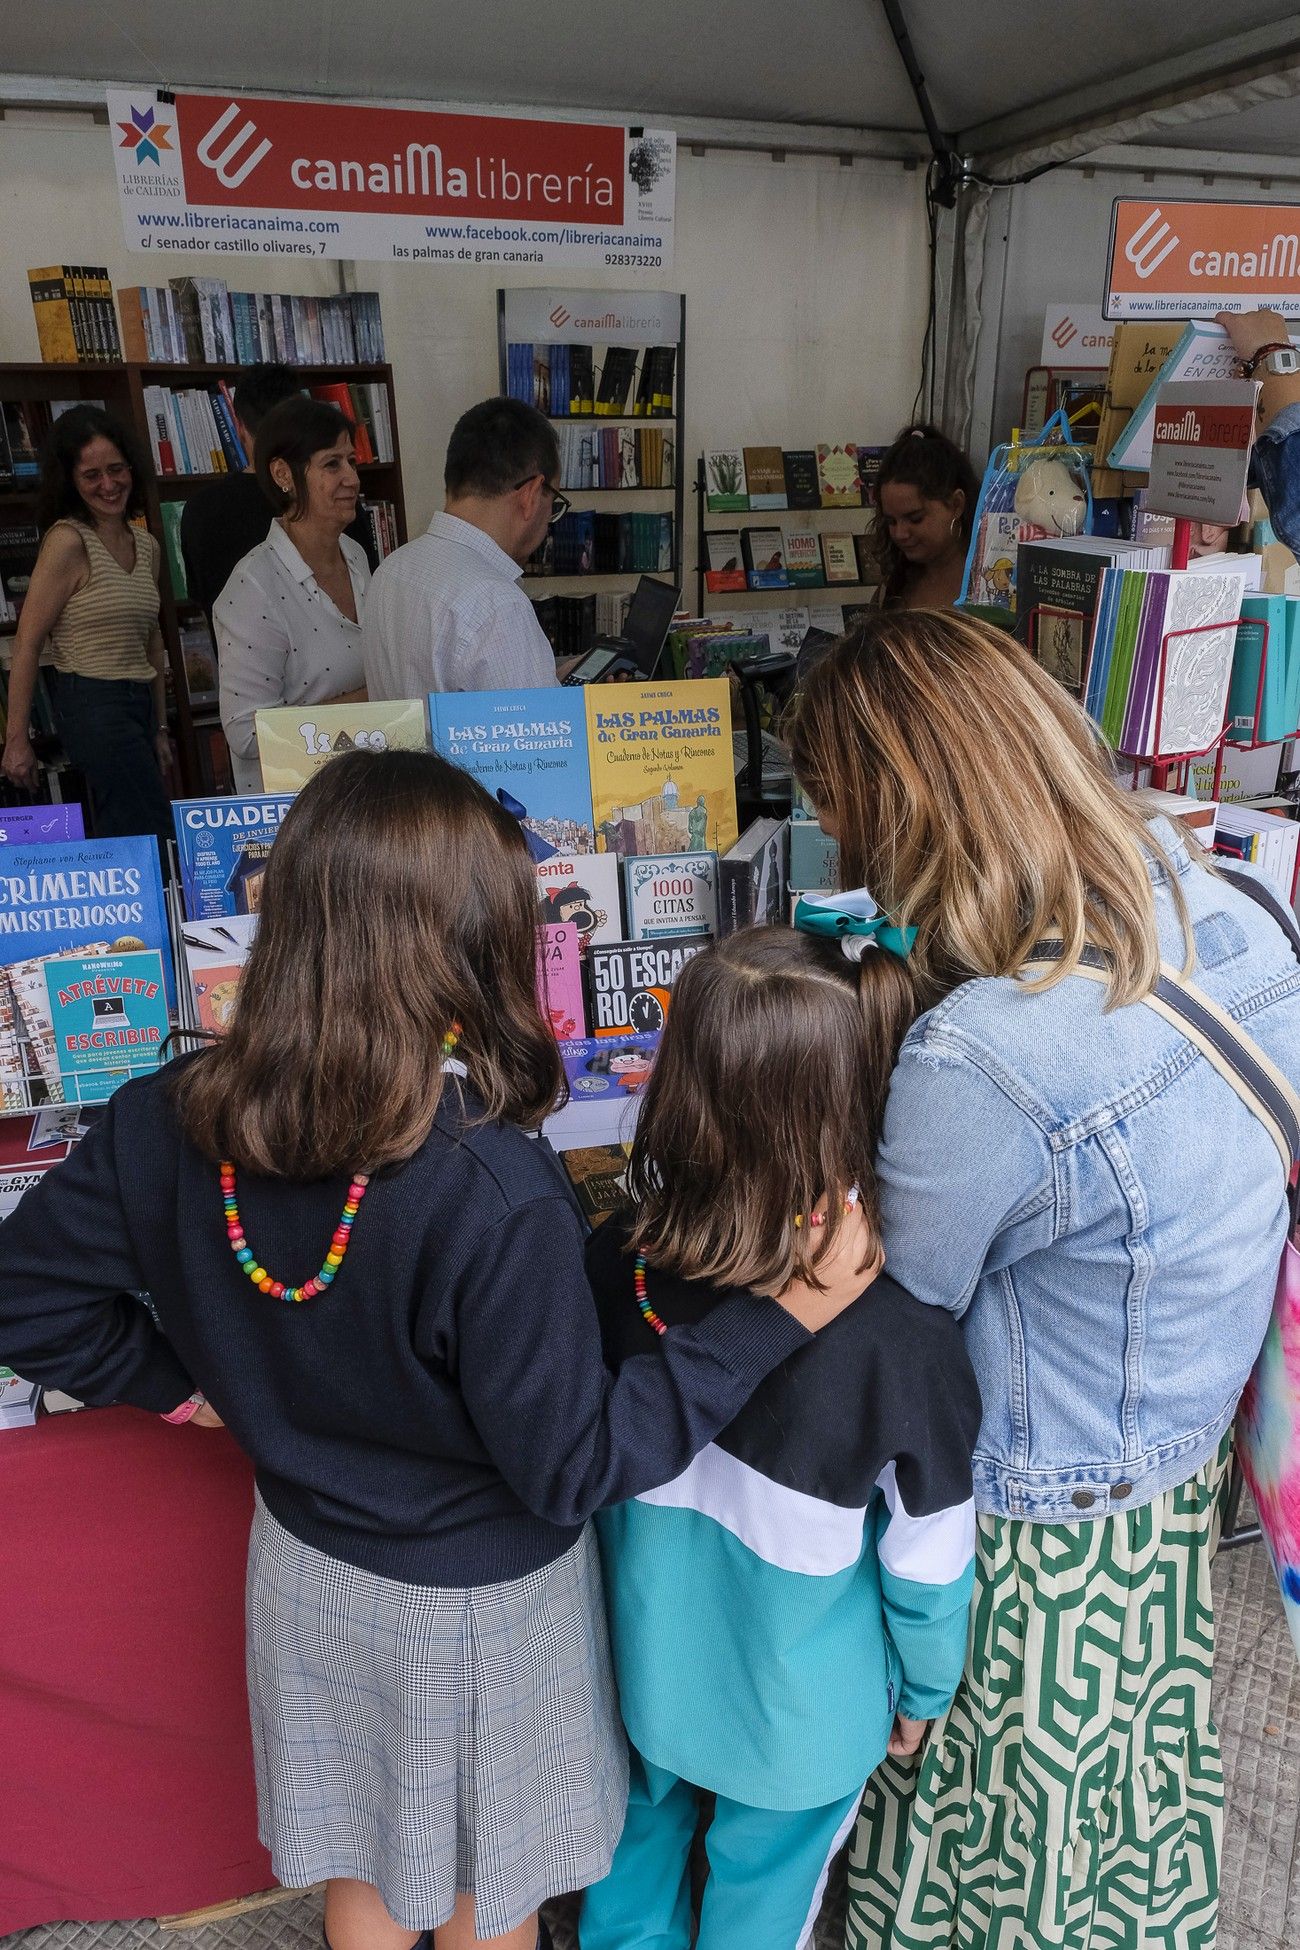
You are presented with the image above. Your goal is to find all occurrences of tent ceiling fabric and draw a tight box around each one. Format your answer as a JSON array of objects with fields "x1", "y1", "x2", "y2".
[{"x1": 6, "y1": 1, "x2": 1300, "y2": 161}]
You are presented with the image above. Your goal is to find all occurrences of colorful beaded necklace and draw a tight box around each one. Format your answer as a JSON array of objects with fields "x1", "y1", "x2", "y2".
[{"x1": 220, "y1": 1022, "x2": 462, "y2": 1304}]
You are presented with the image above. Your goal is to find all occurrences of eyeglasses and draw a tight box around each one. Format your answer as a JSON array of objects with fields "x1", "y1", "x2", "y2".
[{"x1": 513, "y1": 474, "x2": 571, "y2": 526}]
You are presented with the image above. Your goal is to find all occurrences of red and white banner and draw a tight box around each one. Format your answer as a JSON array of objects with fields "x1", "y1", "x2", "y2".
[
  {"x1": 108, "y1": 88, "x2": 675, "y2": 269},
  {"x1": 1147, "y1": 380, "x2": 1258, "y2": 526}
]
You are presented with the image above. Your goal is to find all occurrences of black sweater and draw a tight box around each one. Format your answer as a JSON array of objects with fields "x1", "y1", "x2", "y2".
[{"x1": 0, "y1": 1067, "x2": 808, "y2": 1585}]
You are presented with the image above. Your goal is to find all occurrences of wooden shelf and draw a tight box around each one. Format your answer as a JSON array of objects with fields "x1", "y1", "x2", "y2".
[
  {"x1": 704, "y1": 581, "x2": 878, "y2": 598},
  {"x1": 701, "y1": 512, "x2": 873, "y2": 527},
  {"x1": 155, "y1": 459, "x2": 397, "y2": 495},
  {"x1": 0, "y1": 360, "x2": 389, "y2": 380}
]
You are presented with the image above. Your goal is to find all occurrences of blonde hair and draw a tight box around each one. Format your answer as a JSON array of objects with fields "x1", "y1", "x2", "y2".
[{"x1": 789, "y1": 608, "x2": 1192, "y2": 1009}]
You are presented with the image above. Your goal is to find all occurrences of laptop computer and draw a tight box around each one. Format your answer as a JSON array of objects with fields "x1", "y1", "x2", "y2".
[{"x1": 561, "y1": 576, "x2": 681, "y2": 685}]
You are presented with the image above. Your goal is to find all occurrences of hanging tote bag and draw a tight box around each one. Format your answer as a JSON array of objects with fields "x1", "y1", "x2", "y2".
[
  {"x1": 1025, "y1": 866, "x2": 1300, "y2": 1657},
  {"x1": 958, "y1": 408, "x2": 1094, "y2": 622}
]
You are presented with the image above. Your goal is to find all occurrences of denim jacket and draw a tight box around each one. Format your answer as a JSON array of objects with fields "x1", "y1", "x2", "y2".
[
  {"x1": 878, "y1": 821, "x2": 1300, "y2": 1522},
  {"x1": 1252, "y1": 402, "x2": 1300, "y2": 555}
]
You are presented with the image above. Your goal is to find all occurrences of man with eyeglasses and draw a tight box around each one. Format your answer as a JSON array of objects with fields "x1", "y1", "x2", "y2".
[{"x1": 362, "y1": 396, "x2": 570, "y2": 698}]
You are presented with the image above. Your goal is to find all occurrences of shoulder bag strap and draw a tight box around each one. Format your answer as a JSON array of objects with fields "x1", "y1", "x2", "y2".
[
  {"x1": 1215, "y1": 861, "x2": 1300, "y2": 961},
  {"x1": 1022, "y1": 939, "x2": 1300, "y2": 1179}
]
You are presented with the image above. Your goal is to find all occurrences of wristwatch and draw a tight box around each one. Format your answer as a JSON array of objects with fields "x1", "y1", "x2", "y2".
[{"x1": 1238, "y1": 342, "x2": 1300, "y2": 379}]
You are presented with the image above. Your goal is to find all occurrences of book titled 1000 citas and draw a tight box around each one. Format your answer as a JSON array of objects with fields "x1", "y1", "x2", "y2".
[
  {"x1": 254, "y1": 700, "x2": 429, "y2": 791},
  {"x1": 585, "y1": 679, "x2": 738, "y2": 860}
]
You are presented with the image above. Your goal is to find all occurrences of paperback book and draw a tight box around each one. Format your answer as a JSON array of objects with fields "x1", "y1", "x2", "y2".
[
  {"x1": 820, "y1": 534, "x2": 859, "y2": 585},
  {"x1": 741, "y1": 528, "x2": 789, "y2": 590},
  {"x1": 0, "y1": 835, "x2": 172, "y2": 1005},
  {"x1": 255, "y1": 701, "x2": 429, "y2": 791},
  {"x1": 172, "y1": 793, "x2": 294, "y2": 921},
  {"x1": 588, "y1": 935, "x2": 710, "y2": 1035},
  {"x1": 1084, "y1": 567, "x2": 1245, "y2": 757},
  {"x1": 719, "y1": 818, "x2": 789, "y2": 932},
  {"x1": 816, "y1": 444, "x2": 863, "y2": 508},
  {"x1": 586, "y1": 679, "x2": 739, "y2": 860},
  {"x1": 537, "y1": 922, "x2": 587, "y2": 1040},
  {"x1": 705, "y1": 451, "x2": 749, "y2": 513},
  {"x1": 181, "y1": 914, "x2": 258, "y2": 1034},
  {"x1": 783, "y1": 532, "x2": 825, "y2": 587},
  {"x1": 704, "y1": 531, "x2": 747, "y2": 594},
  {"x1": 782, "y1": 450, "x2": 821, "y2": 511},
  {"x1": 624, "y1": 852, "x2": 720, "y2": 940},
  {"x1": 0, "y1": 805, "x2": 84, "y2": 845},
  {"x1": 742, "y1": 447, "x2": 788, "y2": 510},
  {"x1": 534, "y1": 851, "x2": 624, "y2": 948},
  {"x1": 546, "y1": 1033, "x2": 660, "y2": 1146},
  {"x1": 1017, "y1": 538, "x2": 1166, "y2": 691},
  {"x1": 556, "y1": 1141, "x2": 633, "y2": 1228},
  {"x1": 430, "y1": 688, "x2": 595, "y2": 857},
  {"x1": 1109, "y1": 321, "x2": 1300, "y2": 472},
  {"x1": 43, "y1": 949, "x2": 169, "y2": 1104}
]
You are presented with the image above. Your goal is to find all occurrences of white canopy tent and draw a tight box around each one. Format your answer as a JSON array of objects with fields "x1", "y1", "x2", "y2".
[{"x1": 4, "y1": 2, "x2": 1300, "y2": 458}]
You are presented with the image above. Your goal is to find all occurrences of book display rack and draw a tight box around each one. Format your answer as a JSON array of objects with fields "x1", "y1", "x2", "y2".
[{"x1": 694, "y1": 447, "x2": 882, "y2": 616}]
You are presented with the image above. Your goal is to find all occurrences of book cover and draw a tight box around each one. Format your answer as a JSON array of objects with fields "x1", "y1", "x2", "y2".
[
  {"x1": 0, "y1": 805, "x2": 84, "y2": 845},
  {"x1": 967, "y1": 511, "x2": 1021, "y2": 613},
  {"x1": 719, "y1": 817, "x2": 789, "y2": 933},
  {"x1": 704, "y1": 531, "x2": 748, "y2": 594},
  {"x1": 789, "y1": 820, "x2": 840, "y2": 892},
  {"x1": 588, "y1": 935, "x2": 710, "y2": 1035},
  {"x1": 533, "y1": 851, "x2": 624, "y2": 948},
  {"x1": 820, "y1": 533, "x2": 859, "y2": 585},
  {"x1": 537, "y1": 922, "x2": 587, "y2": 1040},
  {"x1": 782, "y1": 450, "x2": 821, "y2": 510},
  {"x1": 624, "y1": 852, "x2": 720, "y2": 940},
  {"x1": 705, "y1": 450, "x2": 749, "y2": 513},
  {"x1": 553, "y1": 1033, "x2": 659, "y2": 1125},
  {"x1": 742, "y1": 446, "x2": 788, "y2": 510},
  {"x1": 1017, "y1": 542, "x2": 1121, "y2": 686},
  {"x1": 182, "y1": 914, "x2": 258, "y2": 1034},
  {"x1": 0, "y1": 836, "x2": 172, "y2": 1008},
  {"x1": 816, "y1": 443, "x2": 862, "y2": 508},
  {"x1": 43, "y1": 949, "x2": 169, "y2": 1103},
  {"x1": 856, "y1": 446, "x2": 888, "y2": 506},
  {"x1": 255, "y1": 700, "x2": 429, "y2": 791},
  {"x1": 430, "y1": 688, "x2": 595, "y2": 857},
  {"x1": 172, "y1": 793, "x2": 294, "y2": 922},
  {"x1": 740, "y1": 527, "x2": 790, "y2": 590},
  {"x1": 557, "y1": 1141, "x2": 633, "y2": 1228},
  {"x1": 784, "y1": 532, "x2": 825, "y2": 587},
  {"x1": 585, "y1": 679, "x2": 739, "y2": 860},
  {"x1": 1108, "y1": 322, "x2": 1299, "y2": 472}
]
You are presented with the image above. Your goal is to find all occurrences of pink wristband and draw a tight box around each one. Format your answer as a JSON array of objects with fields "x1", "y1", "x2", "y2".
[{"x1": 161, "y1": 1393, "x2": 204, "y2": 1425}]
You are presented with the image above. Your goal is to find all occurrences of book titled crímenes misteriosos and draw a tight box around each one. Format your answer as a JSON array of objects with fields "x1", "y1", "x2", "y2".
[{"x1": 585, "y1": 679, "x2": 738, "y2": 860}]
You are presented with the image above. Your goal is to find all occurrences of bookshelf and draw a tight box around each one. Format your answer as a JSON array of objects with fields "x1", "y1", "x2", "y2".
[
  {"x1": 0, "y1": 358, "x2": 407, "y2": 796},
  {"x1": 694, "y1": 455, "x2": 880, "y2": 615},
  {"x1": 496, "y1": 288, "x2": 686, "y2": 636}
]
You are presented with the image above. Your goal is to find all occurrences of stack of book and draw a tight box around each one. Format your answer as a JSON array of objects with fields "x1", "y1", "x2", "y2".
[
  {"x1": 704, "y1": 443, "x2": 887, "y2": 513},
  {"x1": 1213, "y1": 804, "x2": 1300, "y2": 904},
  {"x1": 27, "y1": 266, "x2": 122, "y2": 363},
  {"x1": 1017, "y1": 537, "x2": 1170, "y2": 692},
  {"x1": 1083, "y1": 565, "x2": 1247, "y2": 757},
  {"x1": 529, "y1": 513, "x2": 674, "y2": 577},
  {"x1": 310, "y1": 383, "x2": 396, "y2": 463},
  {"x1": 141, "y1": 382, "x2": 246, "y2": 477},
  {"x1": 359, "y1": 501, "x2": 402, "y2": 563},
  {"x1": 0, "y1": 525, "x2": 41, "y2": 625},
  {"x1": 117, "y1": 280, "x2": 386, "y2": 366},
  {"x1": 554, "y1": 423, "x2": 674, "y2": 489},
  {"x1": 1225, "y1": 594, "x2": 1300, "y2": 746},
  {"x1": 506, "y1": 343, "x2": 675, "y2": 418},
  {"x1": 704, "y1": 526, "x2": 871, "y2": 593}
]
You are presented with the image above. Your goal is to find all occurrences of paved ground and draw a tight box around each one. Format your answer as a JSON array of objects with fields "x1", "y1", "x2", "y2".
[{"x1": 6, "y1": 1535, "x2": 1297, "y2": 1950}]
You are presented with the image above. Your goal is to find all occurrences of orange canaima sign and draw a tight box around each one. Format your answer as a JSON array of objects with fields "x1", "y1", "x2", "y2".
[{"x1": 1105, "y1": 198, "x2": 1300, "y2": 319}]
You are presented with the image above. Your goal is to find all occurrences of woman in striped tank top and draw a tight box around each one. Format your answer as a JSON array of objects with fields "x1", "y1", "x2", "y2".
[{"x1": 2, "y1": 406, "x2": 173, "y2": 849}]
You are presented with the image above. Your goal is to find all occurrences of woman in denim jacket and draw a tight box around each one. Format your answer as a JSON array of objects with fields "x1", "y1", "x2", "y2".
[{"x1": 791, "y1": 610, "x2": 1300, "y2": 1950}]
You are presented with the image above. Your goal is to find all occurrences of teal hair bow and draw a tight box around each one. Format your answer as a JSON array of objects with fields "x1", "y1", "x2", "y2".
[{"x1": 792, "y1": 888, "x2": 917, "y2": 959}]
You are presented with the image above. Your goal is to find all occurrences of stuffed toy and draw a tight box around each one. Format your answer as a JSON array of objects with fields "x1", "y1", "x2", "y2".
[{"x1": 1014, "y1": 456, "x2": 1087, "y2": 537}]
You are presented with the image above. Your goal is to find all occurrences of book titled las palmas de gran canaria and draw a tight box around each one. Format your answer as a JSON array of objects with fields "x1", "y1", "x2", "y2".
[{"x1": 429, "y1": 688, "x2": 595, "y2": 858}]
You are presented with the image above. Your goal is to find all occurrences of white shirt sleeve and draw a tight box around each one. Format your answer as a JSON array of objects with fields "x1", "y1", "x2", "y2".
[{"x1": 215, "y1": 565, "x2": 291, "y2": 766}]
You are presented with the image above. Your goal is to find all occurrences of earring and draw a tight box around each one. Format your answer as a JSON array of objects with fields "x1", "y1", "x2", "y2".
[{"x1": 949, "y1": 516, "x2": 961, "y2": 538}]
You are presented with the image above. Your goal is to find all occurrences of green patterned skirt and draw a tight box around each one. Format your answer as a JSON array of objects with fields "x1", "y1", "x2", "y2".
[{"x1": 847, "y1": 1434, "x2": 1231, "y2": 1950}]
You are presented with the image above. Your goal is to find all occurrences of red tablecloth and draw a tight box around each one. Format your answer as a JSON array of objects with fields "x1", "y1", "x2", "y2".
[{"x1": 0, "y1": 1407, "x2": 273, "y2": 1933}]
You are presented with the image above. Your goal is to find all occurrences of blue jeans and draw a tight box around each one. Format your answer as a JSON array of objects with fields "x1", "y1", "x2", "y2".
[{"x1": 47, "y1": 671, "x2": 172, "y2": 853}]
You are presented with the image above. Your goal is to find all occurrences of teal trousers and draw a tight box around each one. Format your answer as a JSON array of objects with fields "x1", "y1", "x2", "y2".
[{"x1": 580, "y1": 1747, "x2": 863, "y2": 1950}]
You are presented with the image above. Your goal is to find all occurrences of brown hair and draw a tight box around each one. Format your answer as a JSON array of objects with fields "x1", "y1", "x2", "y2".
[
  {"x1": 790, "y1": 608, "x2": 1192, "y2": 1010},
  {"x1": 870, "y1": 423, "x2": 979, "y2": 606},
  {"x1": 255, "y1": 395, "x2": 353, "y2": 519},
  {"x1": 174, "y1": 749, "x2": 563, "y2": 1178},
  {"x1": 627, "y1": 927, "x2": 916, "y2": 1291}
]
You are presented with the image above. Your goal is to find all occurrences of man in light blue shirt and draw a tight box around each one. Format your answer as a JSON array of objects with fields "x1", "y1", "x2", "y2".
[{"x1": 363, "y1": 398, "x2": 566, "y2": 698}]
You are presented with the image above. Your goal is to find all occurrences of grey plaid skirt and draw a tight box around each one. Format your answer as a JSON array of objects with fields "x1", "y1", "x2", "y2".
[{"x1": 245, "y1": 1497, "x2": 628, "y2": 1936}]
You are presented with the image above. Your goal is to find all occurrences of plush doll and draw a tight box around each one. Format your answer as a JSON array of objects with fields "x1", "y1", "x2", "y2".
[{"x1": 1014, "y1": 456, "x2": 1087, "y2": 537}]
